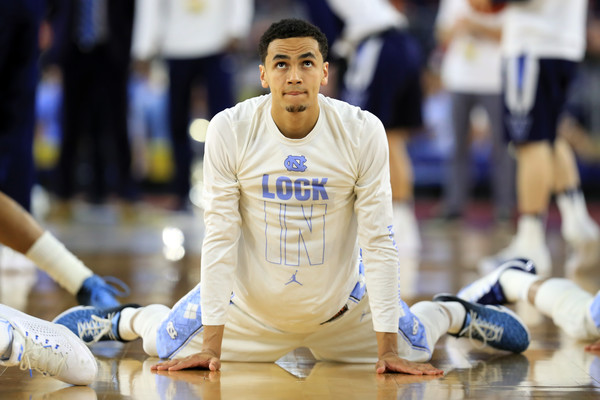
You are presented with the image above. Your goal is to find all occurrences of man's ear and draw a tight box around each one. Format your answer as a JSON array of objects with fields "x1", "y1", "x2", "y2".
[
  {"x1": 321, "y1": 61, "x2": 329, "y2": 87},
  {"x1": 259, "y1": 65, "x2": 269, "y2": 89}
]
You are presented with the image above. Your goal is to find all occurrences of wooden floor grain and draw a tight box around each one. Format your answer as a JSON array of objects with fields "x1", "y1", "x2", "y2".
[{"x1": 2, "y1": 198, "x2": 600, "y2": 399}]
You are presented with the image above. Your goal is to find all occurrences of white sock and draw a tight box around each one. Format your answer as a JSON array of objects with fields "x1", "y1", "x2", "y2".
[
  {"x1": 557, "y1": 190, "x2": 599, "y2": 243},
  {"x1": 534, "y1": 278, "x2": 578, "y2": 317},
  {"x1": 573, "y1": 191, "x2": 600, "y2": 238},
  {"x1": 572, "y1": 190, "x2": 595, "y2": 224},
  {"x1": 119, "y1": 307, "x2": 141, "y2": 342},
  {"x1": 514, "y1": 215, "x2": 545, "y2": 247},
  {"x1": 499, "y1": 269, "x2": 540, "y2": 303},
  {"x1": 120, "y1": 304, "x2": 170, "y2": 356},
  {"x1": 25, "y1": 231, "x2": 93, "y2": 294},
  {"x1": 437, "y1": 301, "x2": 466, "y2": 335},
  {"x1": 556, "y1": 192, "x2": 578, "y2": 231},
  {"x1": 533, "y1": 278, "x2": 598, "y2": 340}
]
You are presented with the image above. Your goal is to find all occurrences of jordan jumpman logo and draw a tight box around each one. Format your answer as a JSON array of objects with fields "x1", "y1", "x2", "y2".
[{"x1": 285, "y1": 270, "x2": 303, "y2": 286}]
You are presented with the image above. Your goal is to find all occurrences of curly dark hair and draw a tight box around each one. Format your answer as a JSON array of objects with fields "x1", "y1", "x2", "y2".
[{"x1": 258, "y1": 19, "x2": 329, "y2": 63}]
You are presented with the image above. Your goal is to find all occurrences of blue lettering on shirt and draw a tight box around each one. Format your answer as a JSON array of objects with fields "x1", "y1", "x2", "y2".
[{"x1": 262, "y1": 174, "x2": 328, "y2": 201}]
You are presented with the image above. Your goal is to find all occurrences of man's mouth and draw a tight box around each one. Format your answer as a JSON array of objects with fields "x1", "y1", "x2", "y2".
[{"x1": 285, "y1": 90, "x2": 305, "y2": 96}]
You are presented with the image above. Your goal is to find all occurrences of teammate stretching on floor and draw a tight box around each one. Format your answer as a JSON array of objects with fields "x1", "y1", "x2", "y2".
[
  {"x1": 458, "y1": 257, "x2": 600, "y2": 350},
  {"x1": 469, "y1": 0, "x2": 599, "y2": 277},
  {"x1": 0, "y1": 191, "x2": 127, "y2": 308},
  {"x1": 54, "y1": 18, "x2": 530, "y2": 375}
]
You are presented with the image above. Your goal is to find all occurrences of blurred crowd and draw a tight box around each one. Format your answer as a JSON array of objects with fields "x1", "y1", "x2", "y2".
[{"x1": 17, "y1": 0, "x2": 600, "y2": 221}]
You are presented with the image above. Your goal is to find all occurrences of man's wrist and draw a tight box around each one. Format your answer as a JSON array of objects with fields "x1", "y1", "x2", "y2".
[
  {"x1": 376, "y1": 331, "x2": 398, "y2": 358},
  {"x1": 201, "y1": 325, "x2": 225, "y2": 357}
]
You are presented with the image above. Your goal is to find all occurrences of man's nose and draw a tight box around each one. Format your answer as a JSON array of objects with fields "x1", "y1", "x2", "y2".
[{"x1": 287, "y1": 66, "x2": 302, "y2": 84}]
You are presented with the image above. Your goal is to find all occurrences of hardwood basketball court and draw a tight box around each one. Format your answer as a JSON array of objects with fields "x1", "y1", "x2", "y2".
[{"x1": 1, "y1": 198, "x2": 599, "y2": 399}]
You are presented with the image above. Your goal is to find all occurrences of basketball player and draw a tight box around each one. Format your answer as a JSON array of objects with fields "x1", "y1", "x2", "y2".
[
  {"x1": 0, "y1": 191, "x2": 127, "y2": 308},
  {"x1": 468, "y1": 0, "x2": 600, "y2": 277},
  {"x1": 435, "y1": 0, "x2": 515, "y2": 222},
  {"x1": 458, "y1": 258, "x2": 600, "y2": 349},
  {"x1": 54, "y1": 19, "x2": 530, "y2": 375}
]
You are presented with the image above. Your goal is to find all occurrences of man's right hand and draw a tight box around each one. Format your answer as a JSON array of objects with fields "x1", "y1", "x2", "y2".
[
  {"x1": 151, "y1": 350, "x2": 221, "y2": 371},
  {"x1": 152, "y1": 324, "x2": 225, "y2": 371},
  {"x1": 585, "y1": 339, "x2": 600, "y2": 352}
]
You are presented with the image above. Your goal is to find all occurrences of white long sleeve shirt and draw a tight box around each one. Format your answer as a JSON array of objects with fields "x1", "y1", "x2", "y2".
[
  {"x1": 131, "y1": 0, "x2": 254, "y2": 60},
  {"x1": 200, "y1": 94, "x2": 401, "y2": 334},
  {"x1": 502, "y1": 0, "x2": 587, "y2": 60}
]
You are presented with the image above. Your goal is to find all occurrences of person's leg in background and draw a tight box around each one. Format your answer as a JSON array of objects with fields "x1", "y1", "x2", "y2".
[
  {"x1": 479, "y1": 55, "x2": 560, "y2": 276},
  {"x1": 553, "y1": 136, "x2": 600, "y2": 284},
  {"x1": 442, "y1": 91, "x2": 475, "y2": 220},
  {"x1": 0, "y1": 0, "x2": 44, "y2": 270},
  {"x1": 167, "y1": 58, "x2": 197, "y2": 210},
  {"x1": 0, "y1": 0, "x2": 43, "y2": 212},
  {"x1": 204, "y1": 53, "x2": 235, "y2": 118},
  {"x1": 482, "y1": 92, "x2": 515, "y2": 222}
]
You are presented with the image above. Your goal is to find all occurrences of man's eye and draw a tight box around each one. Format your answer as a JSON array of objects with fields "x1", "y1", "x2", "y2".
[
  {"x1": 276, "y1": 62, "x2": 286, "y2": 68},
  {"x1": 303, "y1": 61, "x2": 313, "y2": 67}
]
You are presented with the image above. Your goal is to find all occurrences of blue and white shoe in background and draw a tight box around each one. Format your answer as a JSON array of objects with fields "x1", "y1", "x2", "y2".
[
  {"x1": 0, "y1": 304, "x2": 98, "y2": 385},
  {"x1": 77, "y1": 275, "x2": 130, "y2": 309},
  {"x1": 478, "y1": 241, "x2": 550, "y2": 277},
  {"x1": 458, "y1": 258, "x2": 536, "y2": 305},
  {"x1": 434, "y1": 294, "x2": 530, "y2": 353},
  {"x1": 53, "y1": 304, "x2": 139, "y2": 345},
  {"x1": 156, "y1": 283, "x2": 203, "y2": 359}
]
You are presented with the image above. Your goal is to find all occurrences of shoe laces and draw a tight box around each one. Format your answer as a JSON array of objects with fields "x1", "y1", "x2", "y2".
[
  {"x1": 461, "y1": 310, "x2": 504, "y2": 349},
  {"x1": 100, "y1": 276, "x2": 130, "y2": 298},
  {"x1": 77, "y1": 312, "x2": 118, "y2": 344},
  {"x1": 19, "y1": 332, "x2": 67, "y2": 378}
]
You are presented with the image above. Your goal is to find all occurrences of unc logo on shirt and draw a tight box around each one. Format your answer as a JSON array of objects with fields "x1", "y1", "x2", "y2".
[{"x1": 284, "y1": 155, "x2": 307, "y2": 172}]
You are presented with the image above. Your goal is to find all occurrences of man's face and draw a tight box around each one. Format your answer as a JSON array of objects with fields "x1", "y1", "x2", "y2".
[{"x1": 259, "y1": 37, "x2": 329, "y2": 115}]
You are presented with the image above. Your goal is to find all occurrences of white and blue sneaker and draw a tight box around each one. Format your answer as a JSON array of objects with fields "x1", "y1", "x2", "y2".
[
  {"x1": 52, "y1": 304, "x2": 139, "y2": 345},
  {"x1": 478, "y1": 240, "x2": 550, "y2": 277},
  {"x1": 76, "y1": 275, "x2": 130, "y2": 309},
  {"x1": 156, "y1": 283, "x2": 203, "y2": 359},
  {"x1": 434, "y1": 294, "x2": 530, "y2": 353},
  {"x1": 458, "y1": 258, "x2": 536, "y2": 305},
  {"x1": 0, "y1": 304, "x2": 97, "y2": 385}
]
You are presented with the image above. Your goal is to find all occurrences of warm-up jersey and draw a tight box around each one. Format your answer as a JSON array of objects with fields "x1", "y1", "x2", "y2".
[
  {"x1": 200, "y1": 94, "x2": 400, "y2": 334},
  {"x1": 502, "y1": 0, "x2": 587, "y2": 60}
]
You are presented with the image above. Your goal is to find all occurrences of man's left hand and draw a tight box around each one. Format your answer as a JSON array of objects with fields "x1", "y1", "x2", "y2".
[
  {"x1": 151, "y1": 350, "x2": 221, "y2": 372},
  {"x1": 375, "y1": 353, "x2": 444, "y2": 375}
]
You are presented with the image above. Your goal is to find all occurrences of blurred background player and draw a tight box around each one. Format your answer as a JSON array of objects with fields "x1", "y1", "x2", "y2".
[
  {"x1": 0, "y1": 190, "x2": 128, "y2": 308},
  {"x1": 469, "y1": 0, "x2": 600, "y2": 277},
  {"x1": 0, "y1": 0, "x2": 46, "y2": 270},
  {"x1": 45, "y1": 0, "x2": 139, "y2": 216},
  {"x1": 0, "y1": 0, "x2": 40, "y2": 212},
  {"x1": 435, "y1": 0, "x2": 515, "y2": 222},
  {"x1": 327, "y1": 0, "x2": 424, "y2": 297},
  {"x1": 131, "y1": 0, "x2": 254, "y2": 211}
]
